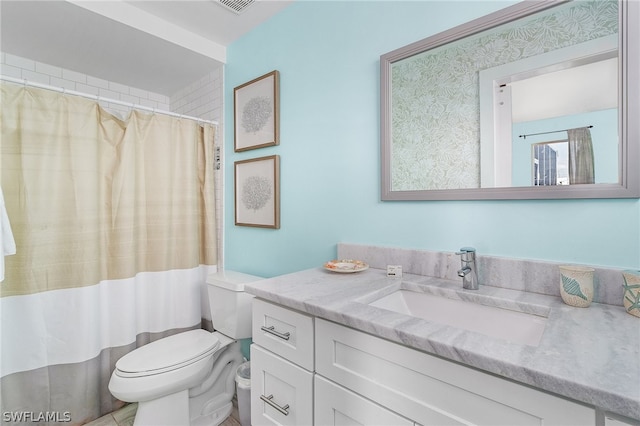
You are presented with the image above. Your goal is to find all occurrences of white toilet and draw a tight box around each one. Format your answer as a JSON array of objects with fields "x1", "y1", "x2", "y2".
[{"x1": 108, "y1": 270, "x2": 261, "y2": 426}]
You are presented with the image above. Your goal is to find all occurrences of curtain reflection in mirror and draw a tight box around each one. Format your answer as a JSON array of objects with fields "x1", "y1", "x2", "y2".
[{"x1": 568, "y1": 127, "x2": 595, "y2": 184}]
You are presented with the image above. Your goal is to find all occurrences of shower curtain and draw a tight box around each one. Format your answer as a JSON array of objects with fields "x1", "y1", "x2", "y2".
[
  {"x1": 568, "y1": 127, "x2": 595, "y2": 184},
  {"x1": 0, "y1": 83, "x2": 217, "y2": 424}
]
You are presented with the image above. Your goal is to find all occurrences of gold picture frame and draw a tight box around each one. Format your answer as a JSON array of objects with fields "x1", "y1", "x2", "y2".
[
  {"x1": 234, "y1": 155, "x2": 280, "y2": 229},
  {"x1": 234, "y1": 70, "x2": 280, "y2": 152}
]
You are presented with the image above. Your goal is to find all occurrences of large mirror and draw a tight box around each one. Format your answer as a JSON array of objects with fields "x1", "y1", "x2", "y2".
[{"x1": 381, "y1": 0, "x2": 639, "y2": 200}]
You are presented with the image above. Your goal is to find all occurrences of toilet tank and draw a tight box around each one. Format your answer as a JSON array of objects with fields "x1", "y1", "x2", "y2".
[{"x1": 207, "y1": 270, "x2": 263, "y2": 339}]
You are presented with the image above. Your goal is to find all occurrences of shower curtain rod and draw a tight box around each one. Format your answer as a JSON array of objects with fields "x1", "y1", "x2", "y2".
[
  {"x1": 0, "y1": 75, "x2": 219, "y2": 126},
  {"x1": 518, "y1": 125, "x2": 592, "y2": 140}
]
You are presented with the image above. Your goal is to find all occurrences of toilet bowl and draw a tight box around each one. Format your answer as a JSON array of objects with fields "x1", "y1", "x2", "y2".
[{"x1": 108, "y1": 270, "x2": 262, "y2": 426}]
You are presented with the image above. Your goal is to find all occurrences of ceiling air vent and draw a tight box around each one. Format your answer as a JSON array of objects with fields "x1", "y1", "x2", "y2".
[{"x1": 215, "y1": 0, "x2": 256, "y2": 14}]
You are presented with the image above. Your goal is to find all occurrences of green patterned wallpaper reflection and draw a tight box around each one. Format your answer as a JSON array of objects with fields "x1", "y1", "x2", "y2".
[{"x1": 391, "y1": 0, "x2": 618, "y2": 191}]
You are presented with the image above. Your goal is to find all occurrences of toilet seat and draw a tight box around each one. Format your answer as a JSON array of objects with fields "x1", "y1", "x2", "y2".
[{"x1": 115, "y1": 329, "x2": 220, "y2": 378}]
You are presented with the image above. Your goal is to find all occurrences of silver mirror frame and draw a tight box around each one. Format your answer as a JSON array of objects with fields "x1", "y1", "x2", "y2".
[{"x1": 380, "y1": 0, "x2": 639, "y2": 201}]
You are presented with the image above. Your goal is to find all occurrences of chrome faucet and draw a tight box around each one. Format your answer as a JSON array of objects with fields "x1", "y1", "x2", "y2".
[{"x1": 456, "y1": 247, "x2": 479, "y2": 290}]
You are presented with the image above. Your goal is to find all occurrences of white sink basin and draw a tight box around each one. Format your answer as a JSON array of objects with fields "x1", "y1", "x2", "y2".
[{"x1": 368, "y1": 289, "x2": 547, "y2": 346}]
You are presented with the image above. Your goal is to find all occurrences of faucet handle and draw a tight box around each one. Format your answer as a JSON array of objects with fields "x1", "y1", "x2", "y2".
[
  {"x1": 456, "y1": 247, "x2": 476, "y2": 254},
  {"x1": 456, "y1": 247, "x2": 476, "y2": 262}
]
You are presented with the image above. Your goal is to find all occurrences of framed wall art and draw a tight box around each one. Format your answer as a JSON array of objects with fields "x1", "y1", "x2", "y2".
[
  {"x1": 234, "y1": 155, "x2": 280, "y2": 229},
  {"x1": 234, "y1": 70, "x2": 280, "y2": 152}
]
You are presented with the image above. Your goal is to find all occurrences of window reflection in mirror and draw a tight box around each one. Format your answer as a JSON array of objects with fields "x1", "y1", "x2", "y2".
[{"x1": 533, "y1": 141, "x2": 567, "y2": 187}]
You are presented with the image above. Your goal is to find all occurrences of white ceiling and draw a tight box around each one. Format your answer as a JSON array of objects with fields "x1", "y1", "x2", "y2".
[
  {"x1": 0, "y1": 0, "x2": 293, "y2": 96},
  {"x1": 511, "y1": 57, "x2": 618, "y2": 123}
]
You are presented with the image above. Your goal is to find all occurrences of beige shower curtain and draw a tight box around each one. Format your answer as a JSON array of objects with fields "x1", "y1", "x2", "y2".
[
  {"x1": 1, "y1": 83, "x2": 217, "y2": 295},
  {"x1": 1, "y1": 82, "x2": 217, "y2": 423}
]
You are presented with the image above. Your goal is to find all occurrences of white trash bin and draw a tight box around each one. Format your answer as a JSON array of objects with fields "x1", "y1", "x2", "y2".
[{"x1": 235, "y1": 361, "x2": 251, "y2": 426}]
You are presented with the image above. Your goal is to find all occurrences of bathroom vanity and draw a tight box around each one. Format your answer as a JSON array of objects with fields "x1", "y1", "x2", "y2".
[
  {"x1": 251, "y1": 298, "x2": 598, "y2": 425},
  {"x1": 245, "y1": 246, "x2": 640, "y2": 425}
]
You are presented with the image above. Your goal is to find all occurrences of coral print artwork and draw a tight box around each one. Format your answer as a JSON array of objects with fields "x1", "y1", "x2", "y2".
[
  {"x1": 234, "y1": 155, "x2": 280, "y2": 229},
  {"x1": 241, "y1": 175, "x2": 272, "y2": 212},
  {"x1": 242, "y1": 96, "x2": 272, "y2": 134},
  {"x1": 234, "y1": 70, "x2": 279, "y2": 152}
]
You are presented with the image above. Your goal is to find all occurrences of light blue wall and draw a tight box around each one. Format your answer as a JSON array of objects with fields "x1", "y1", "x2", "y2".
[{"x1": 224, "y1": 1, "x2": 640, "y2": 278}]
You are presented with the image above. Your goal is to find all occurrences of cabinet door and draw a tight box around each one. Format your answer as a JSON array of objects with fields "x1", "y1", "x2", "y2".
[
  {"x1": 253, "y1": 299, "x2": 314, "y2": 370},
  {"x1": 251, "y1": 344, "x2": 313, "y2": 426},
  {"x1": 315, "y1": 375, "x2": 413, "y2": 426},
  {"x1": 316, "y1": 319, "x2": 596, "y2": 426}
]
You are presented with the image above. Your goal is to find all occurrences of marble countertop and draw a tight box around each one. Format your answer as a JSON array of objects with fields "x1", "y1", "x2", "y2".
[{"x1": 244, "y1": 267, "x2": 640, "y2": 420}]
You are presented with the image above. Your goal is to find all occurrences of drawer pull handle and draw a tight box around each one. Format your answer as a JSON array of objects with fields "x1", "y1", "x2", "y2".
[
  {"x1": 260, "y1": 394, "x2": 290, "y2": 416},
  {"x1": 260, "y1": 325, "x2": 291, "y2": 341}
]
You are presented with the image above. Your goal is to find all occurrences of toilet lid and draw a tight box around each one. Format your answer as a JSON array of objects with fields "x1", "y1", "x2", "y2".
[{"x1": 115, "y1": 329, "x2": 220, "y2": 377}]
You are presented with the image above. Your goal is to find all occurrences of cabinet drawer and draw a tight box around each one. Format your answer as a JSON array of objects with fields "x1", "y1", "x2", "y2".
[
  {"x1": 316, "y1": 319, "x2": 595, "y2": 426},
  {"x1": 315, "y1": 375, "x2": 413, "y2": 426},
  {"x1": 251, "y1": 344, "x2": 313, "y2": 426},
  {"x1": 252, "y1": 299, "x2": 314, "y2": 370}
]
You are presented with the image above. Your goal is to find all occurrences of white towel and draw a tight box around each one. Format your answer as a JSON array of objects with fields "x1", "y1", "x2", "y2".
[{"x1": 1, "y1": 186, "x2": 17, "y2": 282}]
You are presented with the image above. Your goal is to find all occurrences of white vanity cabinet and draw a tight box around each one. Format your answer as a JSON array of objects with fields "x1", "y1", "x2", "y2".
[
  {"x1": 315, "y1": 318, "x2": 596, "y2": 426},
  {"x1": 250, "y1": 298, "x2": 598, "y2": 426},
  {"x1": 250, "y1": 299, "x2": 314, "y2": 426}
]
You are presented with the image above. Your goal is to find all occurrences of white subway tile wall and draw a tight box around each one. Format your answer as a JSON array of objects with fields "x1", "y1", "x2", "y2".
[
  {"x1": 1, "y1": 52, "x2": 224, "y2": 266},
  {"x1": 1, "y1": 52, "x2": 172, "y2": 118},
  {"x1": 170, "y1": 69, "x2": 225, "y2": 267}
]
